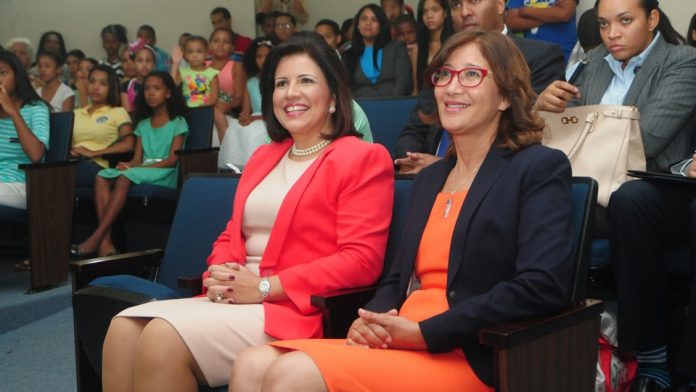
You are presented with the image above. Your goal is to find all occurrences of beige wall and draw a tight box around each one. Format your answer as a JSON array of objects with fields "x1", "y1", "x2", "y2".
[
  {"x1": 0, "y1": 0, "x2": 256, "y2": 61},
  {"x1": 0, "y1": 0, "x2": 692, "y2": 62}
]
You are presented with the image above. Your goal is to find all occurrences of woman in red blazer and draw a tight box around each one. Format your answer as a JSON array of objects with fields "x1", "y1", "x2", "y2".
[{"x1": 101, "y1": 32, "x2": 394, "y2": 390}]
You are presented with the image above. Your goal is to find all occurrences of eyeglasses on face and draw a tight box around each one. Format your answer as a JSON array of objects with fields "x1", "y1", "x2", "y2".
[
  {"x1": 431, "y1": 66, "x2": 492, "y2": 88},
  {"x1": 275, "y1": 23, "x2": 293, "y2": 30}
]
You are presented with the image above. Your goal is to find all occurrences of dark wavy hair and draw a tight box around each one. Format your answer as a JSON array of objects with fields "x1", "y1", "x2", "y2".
[
  {"x1": 243, "y1": 37, "x2": 273, "y2": 78},
  {"x1": 260, "y1": 31, "x2": 360, "y2": 142},
  {"x1": 101, "y1": 24, "x2": 128, "y2": 45},
  {"x1": 687, "y1": 12, "x2": 696, "y2": 47},
  {"x1": 37, "y1": 51, "x2": 64, "y2": 67},
  {"x1": 133, "y1": 71, "x2": 187, "y2": 124},
  {"x1": 0, "y1": 50, "x2": 49, "y2": 110},
  {"x1": 426, "y1": 30, "x2": 544, "y2": 153},
  {"x1": 88, "y1": 64, "x2": 121, "y2": 107},
  {"x1": 343, "y1": 4, "x2": 392, "y2": 85},
  {"x1": 37, "y1": 31, "x2": 67, "y2": 60},
  {"x1": 594, "y1": 0, "x2": 685, "y2": 45},
  {"x1": 415, "y1": 0, "x2": 454, "y2": 90}
]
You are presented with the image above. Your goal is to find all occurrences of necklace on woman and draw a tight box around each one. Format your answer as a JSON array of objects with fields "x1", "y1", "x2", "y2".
[
  {"x1": 444, "y1": 166, "x2": 479, "y2": 219},
  {"x1": 291, "y1": 139, "x2": 331, "y2": 157}
]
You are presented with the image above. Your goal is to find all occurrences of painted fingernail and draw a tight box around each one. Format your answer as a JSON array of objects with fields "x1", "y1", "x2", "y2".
[
  {"x1": 229, "y1": 275, "x2": 235, "y2": 280},
  {"x1": 227, "y1": 288, "x2": 233, "y2": 292}
]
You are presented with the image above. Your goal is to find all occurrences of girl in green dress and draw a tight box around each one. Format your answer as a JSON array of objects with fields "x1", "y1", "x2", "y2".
[{"x1": 71, "y1": 71, "x2": 188, "y2": 257}]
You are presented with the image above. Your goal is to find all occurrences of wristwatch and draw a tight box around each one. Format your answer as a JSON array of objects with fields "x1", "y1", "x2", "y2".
[{"x1": 258, "y1": 277, "x2": 271, "y2": 300}]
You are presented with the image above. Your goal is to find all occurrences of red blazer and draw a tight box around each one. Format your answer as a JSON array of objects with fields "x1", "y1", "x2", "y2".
[{"x1": 206, "y1": 136, "x2": 395, "y2": 339}]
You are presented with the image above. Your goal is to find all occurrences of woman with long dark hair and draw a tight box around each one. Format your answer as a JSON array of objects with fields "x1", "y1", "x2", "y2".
[
  {"x1": 342, "y1": 3, "x2": 412, "y2": 97},
  {"x1": 413, "y1": 0, "x2": 454, "y2": 92},
  {"x1": 0, "y1": 50, "x2": 50, "y2": 209}
]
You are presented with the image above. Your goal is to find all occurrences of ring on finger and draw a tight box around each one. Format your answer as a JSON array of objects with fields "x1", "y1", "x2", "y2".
[{"x1": 215, "y1": 293, "x2": 224, "y2": 302}]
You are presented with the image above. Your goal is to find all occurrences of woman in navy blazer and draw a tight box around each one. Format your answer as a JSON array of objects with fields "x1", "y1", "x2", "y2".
[{"x1": 231, "y1": 30, "x2": 575, "y2": 391}]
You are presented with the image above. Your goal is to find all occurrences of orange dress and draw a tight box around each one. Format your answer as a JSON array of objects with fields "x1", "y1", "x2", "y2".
[{"x1": 272, "y1": 191, "x2": 493, "y2": 392}]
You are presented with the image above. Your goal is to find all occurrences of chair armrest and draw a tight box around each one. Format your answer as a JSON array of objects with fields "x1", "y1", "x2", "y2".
[
  {"x1": 177, "y1": 276, "x2": 203, "y2": 296},
  {"x1": 19, "y1": 159, "x2": 79, "y2": 170},
  {"x1": 175, "y1": 147, "x2": 220, "y2": 156},
  {"x1": 69, "y1": 249, "x2": 164, "y2": 292},
  {"x1": 177, "y1": 148, "x2": 220, "y2": 181},
  {"x1": 311, "y1": 286, "x2": 377, "y2": 338},
  {"x1": 479, "y1": 298, "x2": 603, "y2": 348},
  {"x1": 310, "y1": 286, "x2": 377, "y2": 309}
]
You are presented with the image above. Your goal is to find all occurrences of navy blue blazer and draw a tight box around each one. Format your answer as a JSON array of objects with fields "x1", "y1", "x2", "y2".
[{"x1": 365, "y1": 143, "x2": 574, "y2": 386}]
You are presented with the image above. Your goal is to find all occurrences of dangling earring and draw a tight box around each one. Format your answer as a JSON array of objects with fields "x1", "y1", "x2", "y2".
[{"x1": 329, "y1": 104, "x2": 336, "y2": 114}]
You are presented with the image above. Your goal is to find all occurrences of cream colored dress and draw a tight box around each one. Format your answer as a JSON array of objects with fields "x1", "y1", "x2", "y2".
[{"x1": 116, "y1": 151, "x2": 315, "y2": 387}]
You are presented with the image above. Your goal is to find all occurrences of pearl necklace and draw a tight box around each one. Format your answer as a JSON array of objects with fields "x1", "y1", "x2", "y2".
[{"x1": 291, "y1": 140, "x2": 331, "y2": 156}]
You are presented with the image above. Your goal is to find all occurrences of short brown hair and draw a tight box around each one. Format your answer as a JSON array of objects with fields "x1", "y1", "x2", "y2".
[
  {"x1": 260, "y1": 31, "x2": 359, "y2": 142},
  {"x1": 426, "y1": 29, "x2": 544, "y2": 151}
]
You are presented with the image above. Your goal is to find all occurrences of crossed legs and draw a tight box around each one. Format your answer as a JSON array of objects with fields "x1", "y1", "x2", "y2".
[
  {"x1": 78, "y1": 175, "x2": 132, "y2": 256},
  {"x1": 103, "y1": 317, "x2": 206, "y2": 392},
  {"x1": 230, "y1": 345, "x2": 327, "y2": 392}
]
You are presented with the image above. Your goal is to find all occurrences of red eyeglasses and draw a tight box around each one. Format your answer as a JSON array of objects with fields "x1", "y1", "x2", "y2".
[{"x1": 431, "y1": 66, "x2": 492, "y2": 88}]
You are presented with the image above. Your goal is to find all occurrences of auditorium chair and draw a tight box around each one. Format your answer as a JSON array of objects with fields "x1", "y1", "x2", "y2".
[
  {"x1": 0, "y1": 111, "x2": 78, "y2": 292},
  {"x1": 356, "y1": 96, "x2": 418, "y2": 155}
]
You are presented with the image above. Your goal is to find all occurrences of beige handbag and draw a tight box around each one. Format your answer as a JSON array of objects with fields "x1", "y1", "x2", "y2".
[{"x1": 540, "y1": 105, "x2": 646, "y2": 207}]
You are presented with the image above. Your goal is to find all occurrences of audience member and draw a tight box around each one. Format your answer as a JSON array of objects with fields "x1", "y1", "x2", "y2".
[
  {"x1": 36, "y1": 31, "x2": 67, "y2": 63},
  {"x1": 688, "y1": 12, "x2": 696, "y2": 47},
  {"x1": 120, "y1": 45, "x2": 156, "y2": 112},
  {"x1": 256, "y1": 11, "x2": 278, "y2": 38},
  {"x1": 314, "y1": 19, "x2": 342, "y2": 51},
  {"x1": 219, "y1": 37, "x2": 273, "y2": 169},
  {"x1": 339, "y1": 17, "x2": 355, "y2": 53},
  {"x1": 535, "y1": 0, "x2": 694, "y2": 171},
  {"x1": 5, "y1": 38, "x2": 38, "y2": 87},
  {"x1": 172, "y1": 36, "x2": 222, "y2": 141},
  {"x1": 0, "y1": 50, "x2": 50, "y2": 210},
  {"x1": 273, "y1": 12, "x2": 298, "y2": 43},
  {"x1": 70, "y1": 65, "x2": 133, "y2": 188},
  {"x1": 258, "y1": 0, "x2": 308, "y2": 26},
  {"x1": 100, "y1": 24, "x2": 128, "y2": 78},
  {"x1": 118, "y1": 45, "x2": 137, "y2": 82},
  {"x1": 136, "y1": 25, "x2": 171, "y2": 73},
  {"x1": 609, "y1": 166, "x2": 696, "y2": 392},
  {"x1": 65, "y1": 49, "x2": 85, "y2": 89},
  {"x1": 505, "y1": 0, "x2": 578, "y2": 62},
  {"x1": 35, "y1": 52, "x2": 75, "y2": 112},
  {"x1": 231, "y1": 29, "x2": 574, "y2": 392},
  {"x1": 74, "y1": 58, "x2": 97, "y2": 108},
  {"x1": 101, "y1": 32, "x2": 394, "y2": 390},
  {"x1": 413, "y1": 0, "x2": 455, "y2": 92},
  {"x1": 381, "y1": 0, "x2": 415, "y2": 31},
  {"x1": 72, "y1": 72, "x2": 188, "y2": 258},
  {"x1": 394, "y1": 0, "x2": 564, "y2": 173},
  {"x1": 208, "y1": 28, "x2": 245, "y2": 137},
  {"x1": 209, "y1": 7, "x2": 252, "y2": 60},
  {"x1": 170, "y1": 32, "x2": 192, "y2": 70},
  {"x1": 565, "y1": 8, "x2": 602, "y2": 73},
  {"x1": 343, "y1": 4, "x2": 412, "y2": 98}
]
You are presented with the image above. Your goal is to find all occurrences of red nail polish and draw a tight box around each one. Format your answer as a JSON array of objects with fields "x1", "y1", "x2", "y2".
[{"x1": 227, "y1": 288, "x2": 233, "y2": 292}]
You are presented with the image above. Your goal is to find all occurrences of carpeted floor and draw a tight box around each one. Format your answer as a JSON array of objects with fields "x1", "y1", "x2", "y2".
[{"x1": 0, "y1": 255, "x2": 76, "y2": 391}]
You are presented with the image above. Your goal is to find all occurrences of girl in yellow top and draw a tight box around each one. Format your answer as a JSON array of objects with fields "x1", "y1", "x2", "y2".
[{"x1": 71, "y1": 65, "x2": 133, "y2": 187}]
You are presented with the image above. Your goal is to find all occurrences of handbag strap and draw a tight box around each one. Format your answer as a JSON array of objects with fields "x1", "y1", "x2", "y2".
[{"x1": 565, "y1": 112, "x2": 598, "y2": 160}]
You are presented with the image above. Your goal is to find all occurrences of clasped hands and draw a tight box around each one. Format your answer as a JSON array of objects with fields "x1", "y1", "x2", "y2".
[
  {"x1": 204, "y1": 262, "x2": 263, "y2": 304},
  {"x1": 346, "y1": 308, "x2": 426, "y2": 351}
]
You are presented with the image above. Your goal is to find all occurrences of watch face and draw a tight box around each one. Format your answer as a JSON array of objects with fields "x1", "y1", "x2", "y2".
[{"x1": 259, "y1": 279, "x2": 271, "y2": 297}]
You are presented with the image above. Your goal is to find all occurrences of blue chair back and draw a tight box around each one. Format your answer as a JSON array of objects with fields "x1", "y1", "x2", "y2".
[
  {"x1": 46, "y1": 111, "x2": 74, "y2": 163},
  {"x1": 356, "y1": 97, "x2": 417, "y2": 154},
  {"x1": 570, "y1": 177, "x2": 598, "y2": 303},
  {"x1": 157, "y1": 174, "x2": 240, "y2": 295},
  {"x1": 381, "y1": 174, "x2": 415, "y2": 281},
  {"x1": 185, "y1": 106, "x2": 214, "y2": 149}
]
